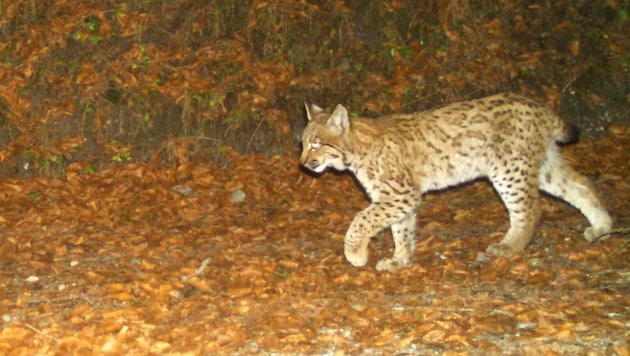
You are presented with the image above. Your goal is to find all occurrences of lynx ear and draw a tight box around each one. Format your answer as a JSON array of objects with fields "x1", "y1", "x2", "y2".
[
  {"x1": 304, "y1": 99, "x2": 324, "y2": 122},
  {"x1": 328, "y1": 104, "x2": 349, "y2": 134}
]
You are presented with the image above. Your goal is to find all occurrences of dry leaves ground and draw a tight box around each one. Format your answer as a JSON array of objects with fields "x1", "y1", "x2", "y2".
[{"x1": 1, "y1": 127, "x2": 629, "y2": 355}]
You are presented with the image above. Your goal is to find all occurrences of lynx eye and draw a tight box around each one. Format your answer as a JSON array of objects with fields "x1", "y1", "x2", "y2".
[{"x1": 310, "y1": 141, "x2": 322, "y2": 150}]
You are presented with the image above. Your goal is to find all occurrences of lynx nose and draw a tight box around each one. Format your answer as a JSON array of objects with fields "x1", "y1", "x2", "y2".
[
  {"x1": 304, "y1": 160, "x2": 318, "y2": 170},
  {"x1": 299, "y1": 151, "x2": 310, "y2": 166},
  {"x1": 304, "y1": 160, "x2": 325, "y2": 173}
]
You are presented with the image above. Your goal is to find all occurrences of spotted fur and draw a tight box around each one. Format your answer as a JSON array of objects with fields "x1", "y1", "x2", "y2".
[{"x1": 300, "y1": 93, "x2": 612, "y2": 272}]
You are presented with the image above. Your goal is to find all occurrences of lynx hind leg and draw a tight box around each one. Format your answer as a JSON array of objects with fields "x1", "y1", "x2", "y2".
[
  {"x1": 375, "y1": 214, "x2": 416, "y2": 273},
  {"x1": 538, "y1": 150, "x2": 612, "y2": 241},
  {"x1": 487, "y1": 168, "x2": 542, "y2": 258}
]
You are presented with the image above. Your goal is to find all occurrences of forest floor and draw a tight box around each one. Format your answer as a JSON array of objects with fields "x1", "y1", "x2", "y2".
[
  {"x1": 1, "y1": 1, "x2": 629, "y2": 354},
  {"x1": 1, "y1": 126, "x2": 629, "y2": 355}
]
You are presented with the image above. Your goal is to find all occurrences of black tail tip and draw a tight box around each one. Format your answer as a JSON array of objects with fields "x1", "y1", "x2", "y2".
[
  {"x1": 568, "y1": 123, "x2": 581, "y2": 143},
  {"x1": 559, "y1": 124, "x2": 581, "y2": 146}
]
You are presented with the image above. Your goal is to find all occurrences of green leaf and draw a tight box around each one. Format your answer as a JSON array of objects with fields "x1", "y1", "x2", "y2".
[
  {"x1": 82, "y1": 166, "x2": 96, "y2": 174},
  {"x1": 28, "y1": 190, "x2": 40, "y2": 201}
]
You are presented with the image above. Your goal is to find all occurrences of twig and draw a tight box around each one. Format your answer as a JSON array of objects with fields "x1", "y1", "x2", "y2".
[
  {"x1": 245, "y1": 117, "x2": 265, "y2": 153},
  {"x1": 607, "y1": 238, "x2": 630, "y2": 258},
  {"x1": 26, "y1": 296, "x2": 78, "y2": 306},
  {"x1": 590, "y1": 227, "x2": 630, "y2": 243},
  {"x1": 173, "y1": 135, "x2": 223, "y2": 143},
  {"x1": 196, "y1": 257, "x2": 212, "y2": 277},
  {"x1": 80, "y1": 293, "x2": 96, "y2": 307},
  {"x1": 400, "y1": 306, "x2": 483, "y2": 313},
  {"x1": 24, "y1": 323, "x2": 52, "y2": 339}
]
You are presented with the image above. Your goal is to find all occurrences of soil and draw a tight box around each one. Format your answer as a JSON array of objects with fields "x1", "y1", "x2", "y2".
[{"x1": 1, "y1": 128, "x2": 629, "y2": 355}]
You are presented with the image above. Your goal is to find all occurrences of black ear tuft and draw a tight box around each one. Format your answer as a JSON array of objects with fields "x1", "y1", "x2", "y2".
[
  {"x1": 304, "y1": 97, "x2": 324, "y2": 122},
  {"x1": 304, "y1": 98, "x2": 314, "y2": 121}
]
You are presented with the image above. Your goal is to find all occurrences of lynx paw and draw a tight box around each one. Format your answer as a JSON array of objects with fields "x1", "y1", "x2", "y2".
[
  {"x1": 344, "y1": 245, "x2": 368, "y2": 267},
  {"x1": 486, "y1": 243, "x2": 516, "y2": 258},
  {"x1": 375, "y1": 257, "x2": 411, "y2": 273},
  {"x1": 583, "y1": 226, "x2": 611, "y2": 242}
]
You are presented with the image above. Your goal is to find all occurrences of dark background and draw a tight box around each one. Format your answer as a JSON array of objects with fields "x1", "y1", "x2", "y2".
[{"x1": 0, "y1": 0, "x2": 628, "y2": 178}]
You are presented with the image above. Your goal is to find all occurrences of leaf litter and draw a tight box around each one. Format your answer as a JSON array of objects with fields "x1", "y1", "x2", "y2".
[{"x1": 0, "y1": 129, "x2": 629, "y2": 355}]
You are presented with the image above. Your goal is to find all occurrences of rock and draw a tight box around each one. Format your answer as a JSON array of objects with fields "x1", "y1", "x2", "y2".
[
  {"x1": 230, "y1": 190, "x2": 246, "y2": 203},
  {"x1": 172, "y1": 185, "x2": 194, "y2": 196},
  {"x1": 475, "y1": 252, "x2": 491, "y2": 263}
]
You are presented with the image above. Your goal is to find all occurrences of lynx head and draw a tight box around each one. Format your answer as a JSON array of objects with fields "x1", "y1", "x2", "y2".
[{"x1": 300, "y1": 100, "x2": 351, "y2": 173}]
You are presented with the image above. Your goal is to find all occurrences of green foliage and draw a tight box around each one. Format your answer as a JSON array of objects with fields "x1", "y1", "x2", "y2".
[
  {"x1": 28, "y1": 190, "x2": 41, "y2": 201},
  {"x1": 112, "y1": 150, "x2": 131, "y2": 163},
  {"x1": 274, "y1": 268, "x2": 291, "y2": 279},
  {"x1": 82, "y1": 165, "x2": 96, "y2": 174},
  {"x1": 84, "y1": 16, "x2": 102, "y2": 32},
  {"x1": 73, "y1": 15, "x2": 104, "y2": 44}
]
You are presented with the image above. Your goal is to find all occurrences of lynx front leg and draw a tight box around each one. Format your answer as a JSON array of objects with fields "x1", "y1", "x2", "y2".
[
  {"x1": 344, "y1": 200, "x2": 416, "y2": 268},
  {"x1": 375, "y1": 214, "x2": 416, "y2": 272},
  {"x1": 343, "y1": 205, "x2": 385, "y2": 267}
]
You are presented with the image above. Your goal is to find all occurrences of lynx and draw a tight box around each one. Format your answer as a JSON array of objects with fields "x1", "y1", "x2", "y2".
[{"x1": 300, "y1": 93, "x2": 612, "y2": 272}]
